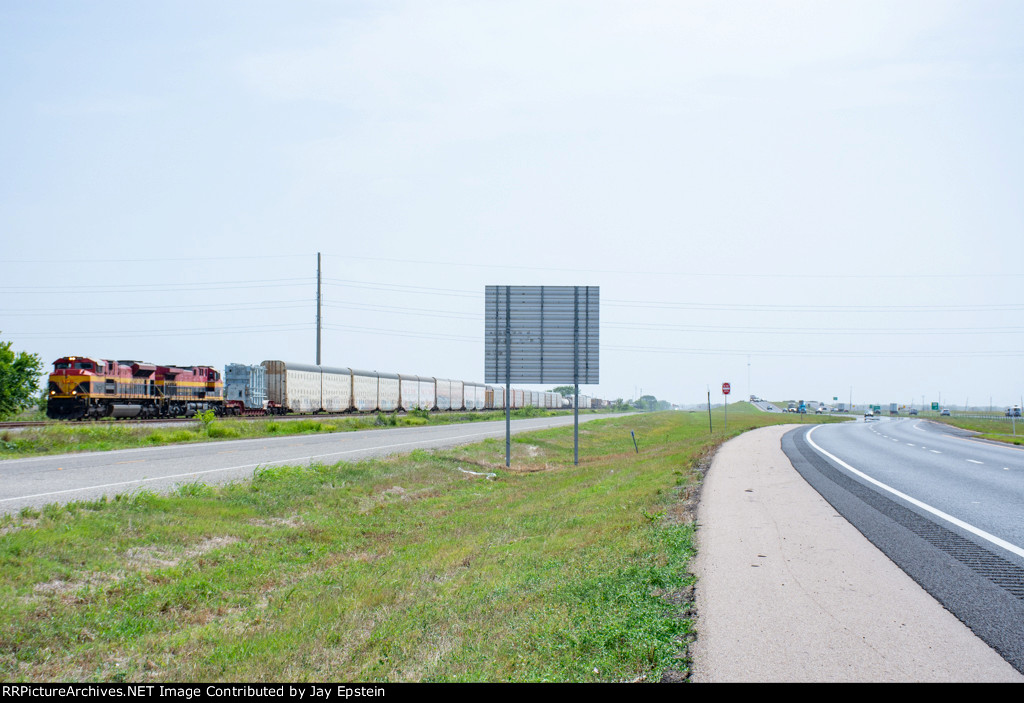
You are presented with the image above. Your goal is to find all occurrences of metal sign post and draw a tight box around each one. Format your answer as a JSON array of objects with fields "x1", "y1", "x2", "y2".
[
  {"x1": 505, "y1": 289, "x2": 511, "y2": 467},
  {"x1": 722, "y1": 382, "x2": 731, "y2": 431},
  {"x1": 707, "y1": 389, "x2": 712, "y2": 433},
  {"x1": 573, "y1": 287, "x2": 579, "y2": 465}
]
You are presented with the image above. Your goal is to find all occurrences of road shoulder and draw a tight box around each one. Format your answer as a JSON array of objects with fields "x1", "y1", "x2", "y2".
[{"x1": 690, "y1": 424, "x2": 1023, "y2": 682}]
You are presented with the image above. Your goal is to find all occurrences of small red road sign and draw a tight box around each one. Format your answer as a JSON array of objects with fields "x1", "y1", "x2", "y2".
[{"x1": 722, "y1": 382, "x2": 731, "y2": 395}]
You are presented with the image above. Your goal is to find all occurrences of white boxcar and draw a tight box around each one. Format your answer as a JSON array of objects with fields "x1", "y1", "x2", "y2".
[
  {"x1": 451, "y1": 380, "x2": 465, "y2": 411},
  {"x1": 399, "y1": 374, "x2": 436, "y2": 411},
  {"x1": 378, "y1": 372, "x2": 400, "y2": 412},
  {"x1": 513, "y1": 389, "x2": 524, "y2": 408},
  {"x1": 485, "y1": 385, "x2": 503, "y2": 409},
  {"x1": 351, "y1": 369, "x2": 379, "y2": 412},
  {"x1": 398, "y1": 373, "x2": 419, "y2": 411},
  {"x1": 435, "y1": 378, "x2": 452, "y2": 411},
  {"x1": 320, "y1": 366, "x2": 353, "y2": 412},
  {"x1": 262, "y1": 361, "x2": 321, "y2": 413},
  {"x1": 464, "y1": 382, "x2": 484, "y2": 410},
  {"x1": 416, "y1": 376, "x2": 435, "y2": 411}
]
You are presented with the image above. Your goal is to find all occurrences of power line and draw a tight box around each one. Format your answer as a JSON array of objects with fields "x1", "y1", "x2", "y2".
[
  {"x1": 4, "y1": 248, "x2": 1021, "y2": 280},
  {"x1": 324, "y1": 301, "x2": 480, "y2": 320},
  {"x1": 323, "y1": 323, "x2": 478, "y2": 343},
  {"x1": 319, "y1": 253, "x2": 1024, "y2": 281},
  {"x1": 323, "y1": 278, "x2": 483, "y2": 299},
  {"x1": 604, "y1": 299, "x2": 1024, "y2": 313},
  {"x1": 0, "y1": 277, "x2": 312, "y2": 294},
  {"x1": 605, "y1": 344, "x2": 1024, "y2": 358},
  {"x1": 9, "y1": 323, "x2": 313, "y2": 339},
  {"x1": 4, "y1": 254, "x2": 310, "y2": 264},
  {"x1": 3, "y1": 302, "x2": 310, "y2": 317},
  {"x1": 604, "y1": 322, "x2": 1024, "y2": 335}
]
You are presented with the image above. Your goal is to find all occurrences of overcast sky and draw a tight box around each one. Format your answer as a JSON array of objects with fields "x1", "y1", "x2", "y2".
[{"x1": 2, "y1": 1, "x2": 1023, "y2": 408}]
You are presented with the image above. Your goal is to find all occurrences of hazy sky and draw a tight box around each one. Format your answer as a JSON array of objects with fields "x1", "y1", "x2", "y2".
[{"x1": 2, "y1": 1, "x2": 1023, "y2": 408}]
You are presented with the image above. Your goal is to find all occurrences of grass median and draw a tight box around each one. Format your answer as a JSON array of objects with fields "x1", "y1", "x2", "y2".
[
  {"x1": 923, "y1": 415, "x2": 1024, "y2": 446},
  {"x1": 0, "y1": 407, "x2": 575, "y2": 460},
  {"x1": 0, "y1": 405, "x2": 843, "y2": 682}
]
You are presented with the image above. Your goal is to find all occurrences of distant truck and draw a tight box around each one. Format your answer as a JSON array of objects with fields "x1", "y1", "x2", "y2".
[
  {"x1": 889, "y1": 403, "x2": 899, "y2": 415},
  {"x1": 836, "y1": 403, "x2": 847, "y2": 413},
  {"x1": 798, "y1": 400, "x2": 807, "y2": 414},
  {"x1": 1007, "y1": 405, "x2": 1022, "y2": 417},
  {"x1": 787, "y1": 402, "x2": 796, "y2": 413}
]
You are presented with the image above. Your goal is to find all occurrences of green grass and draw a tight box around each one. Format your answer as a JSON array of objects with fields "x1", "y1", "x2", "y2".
[
  {"x1": 924, "y1": 415, "x2": 1024, "y2": 447},
  {"x1": 0, "y1": 408, "x2": 602, "y2": 460},
  {"x1": 0, "y1": 408, "x2": 841, "y2": 682}
]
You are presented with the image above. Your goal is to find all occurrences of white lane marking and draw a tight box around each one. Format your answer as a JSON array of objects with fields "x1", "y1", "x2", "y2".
[
  {"x1": 931, "y1": 450, "x2": 941, "y2": 454},
  {"x1": 0, "y1": 427, "x2": 515, "y2": 504},
  {"x1": 805, "y1": 426, "x2": 1024, "y2": 561},
  {"x1": 907, "y1": 443, "x2": 915, "y2": 447},
  {"x1": 0, "y1": 416, "x2": 587, "y2": 467},
  {"x1": 967, "y1": 459, "x2": 983, "y2": 464}
]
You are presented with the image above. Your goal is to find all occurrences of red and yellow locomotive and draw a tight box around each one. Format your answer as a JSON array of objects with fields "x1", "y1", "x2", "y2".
[{"x1": 46, "y1": 356, "x2": 224, "y2": 420}]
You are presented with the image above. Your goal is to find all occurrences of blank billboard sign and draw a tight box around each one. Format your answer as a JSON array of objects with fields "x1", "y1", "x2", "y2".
[{"x1": 485, "y1": 285, "x2": 599, "y2": 385}]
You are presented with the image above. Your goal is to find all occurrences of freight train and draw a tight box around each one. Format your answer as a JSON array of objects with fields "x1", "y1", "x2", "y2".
[
  {"x1": 46, "y1": 356, "x2": 596, "y2": 420},
  {"x1": 46, "y1": 356, "x2": 224, "y2": 420}
]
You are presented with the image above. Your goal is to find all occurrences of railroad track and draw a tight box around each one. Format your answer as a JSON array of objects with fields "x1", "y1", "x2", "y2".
[
  {"x1": 0, "y1": 409, "x2": 531, "y2": 432},
  {"x1": 0, "y1": 413, "x2": 394, "y2": 430}
]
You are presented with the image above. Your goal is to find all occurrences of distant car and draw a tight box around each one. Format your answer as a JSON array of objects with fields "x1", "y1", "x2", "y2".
[
  {"x1": 940, "y1": 408, "x2": 951, "y2": 416},
  {"x1": 864, "y1": 409, "x2": 873, "y2": 418},
  {"x1": 815, "y1": 406, "x2": 823, "y2": 414},
  {"x1": 909, "y1": 408, "x2": 918, "y2": 415}
]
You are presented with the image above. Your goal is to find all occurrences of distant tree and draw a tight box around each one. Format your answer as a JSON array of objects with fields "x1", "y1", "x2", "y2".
[
  {"x1": 635, "y1": 395, "x2": 659, "y2": 412},
  {"x1": 0, "y1": 336, "x2": 43, "y2": 420},
  {"x1": 550, "y1": 386, "x2": 576, "y2": 398}
]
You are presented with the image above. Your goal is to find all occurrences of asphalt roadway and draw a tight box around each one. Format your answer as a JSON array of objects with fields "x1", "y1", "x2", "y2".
[
  {"x1": 0, "y1": 414, "x2": 622, "y2": 517},
  {"x1": 692, "y1": 423, "x2": 1024, "y2": 682}
]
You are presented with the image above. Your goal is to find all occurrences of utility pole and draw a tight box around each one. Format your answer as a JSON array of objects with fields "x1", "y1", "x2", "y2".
[{"x1": 316, "y1": 252, "x2": 322, "y2": 366}]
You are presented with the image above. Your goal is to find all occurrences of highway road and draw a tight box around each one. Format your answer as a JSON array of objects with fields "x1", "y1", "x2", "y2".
[
  {"x1": 783, "y1": 417, "x2": 1024, "y2": 673},
  {"x1": 0, "y1": 414, "x2": 623, "y2": 517}
]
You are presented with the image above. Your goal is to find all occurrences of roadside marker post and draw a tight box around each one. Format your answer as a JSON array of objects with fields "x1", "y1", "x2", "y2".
[{"x1": 707, "y1": 388, "x2": 712, "y2": 433}]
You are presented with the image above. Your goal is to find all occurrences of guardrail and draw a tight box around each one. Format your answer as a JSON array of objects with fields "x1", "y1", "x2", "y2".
[{"x1": 945, "y1": 412, "x2": 1023, "y2": 421}]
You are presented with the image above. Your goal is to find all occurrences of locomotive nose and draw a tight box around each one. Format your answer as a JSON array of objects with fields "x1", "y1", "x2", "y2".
[{"x1": 57, "y1": 375, "x2": 78, "y2": 395}]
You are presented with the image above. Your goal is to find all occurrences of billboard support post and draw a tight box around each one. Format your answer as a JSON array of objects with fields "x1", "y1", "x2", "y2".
[
  {"x1": 573, "y1": 287, "x2": 579, "y2": 466},
  {"x1": 505, "y1": 288, "x2": 511, "y2": 468}
]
